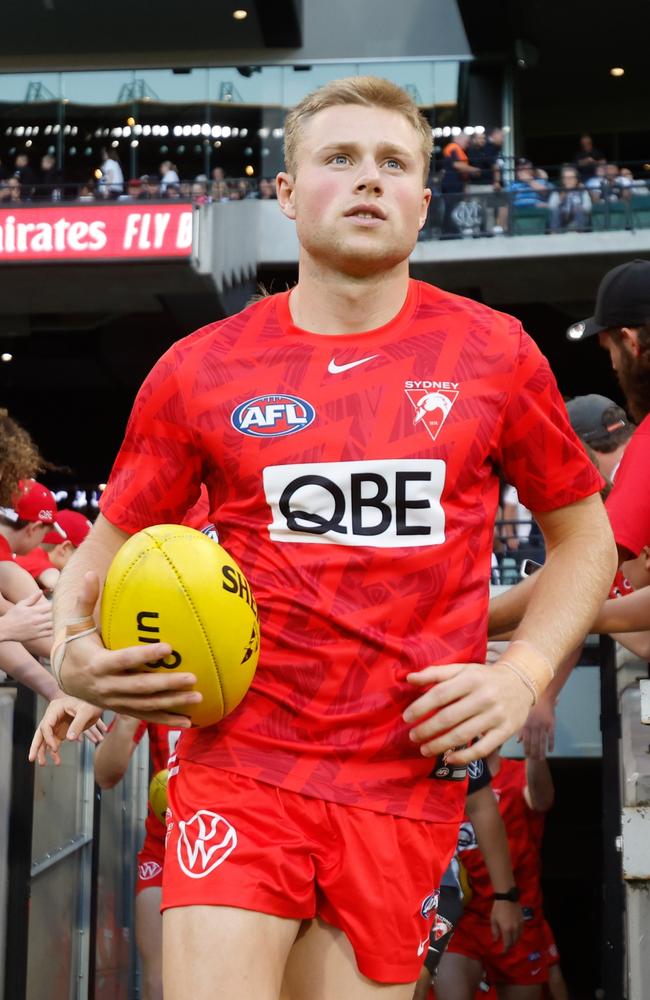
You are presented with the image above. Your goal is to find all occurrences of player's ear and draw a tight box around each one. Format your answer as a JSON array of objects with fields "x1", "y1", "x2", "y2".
[
  {"x1": 620, "y1": 326, "x2": 642, "y2": 357},
  {"x1": 418, "y1": 187, "x2": 432, "y2": 231},
  {"x1": 276, "y1": 172, "x2": 297, "y2": 220}
]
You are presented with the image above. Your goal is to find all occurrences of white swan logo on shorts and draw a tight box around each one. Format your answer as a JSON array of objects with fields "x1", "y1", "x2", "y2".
[
  {"x1": 138, "y1": 861, "x2": 162, "y2": 881},
  {"x1": 177, "y1": 810, "x2": 238, "y2": 878},
  {"x1": 404, "y1": 381, "x2": 459, "y2": 443}
]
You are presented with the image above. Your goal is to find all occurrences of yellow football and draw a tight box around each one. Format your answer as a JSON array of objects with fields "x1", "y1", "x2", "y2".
[
  {"x1": 148, "y1": 768, "x2": 168, "y2": 825},
  {"x1": 100, "y1": 524, "x2": 260, "y2": 727}
]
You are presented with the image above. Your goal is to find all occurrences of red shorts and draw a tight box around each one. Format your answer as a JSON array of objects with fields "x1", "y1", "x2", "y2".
[
  {"x1": 541, "y1": 919, "x2": 560, "y2": 967},
  {"x1": 447, "y1": 909, "x2": 549, "y2": 985},
  {"x1": 163, "y1": 761, "x2": 458, "y2": 984},
  {"x1": 136, "y1": 830, "x2": 165, "y2": 895}
]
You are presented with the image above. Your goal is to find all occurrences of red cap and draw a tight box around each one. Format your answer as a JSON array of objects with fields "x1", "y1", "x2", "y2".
[
  {"x1": 0, "y1": 479, "x2": 61, "y2": 529},
  {"x1": 43, "y1": 509, "x2": 91, "y2": 547}
]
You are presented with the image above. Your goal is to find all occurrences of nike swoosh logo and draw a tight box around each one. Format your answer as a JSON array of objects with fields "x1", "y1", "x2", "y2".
[
  {"x1": 327, "y1": 355, "x2": 379, "y2": 374},
  {"x1": 417, "y1": 937, "x2": 429, "y2": 956}
]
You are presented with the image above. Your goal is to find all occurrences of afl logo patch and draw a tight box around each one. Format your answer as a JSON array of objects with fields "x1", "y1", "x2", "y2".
[
  {"x1": 420, "y1": 890, "x2": 440, "y2": 918},
  {"x1": 231, "y1": 394, "x2": 315, "y2": 438}
]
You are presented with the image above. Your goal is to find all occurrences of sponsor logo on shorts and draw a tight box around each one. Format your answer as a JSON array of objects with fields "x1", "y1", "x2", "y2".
[
  {"x1": 177, "y1": 809, "x2": 238, "y2": 879},
  {"x1": 404, "y1": 380, "x2": 459, "y2": 443},
  {"x1": 417, "y1": 937, "x2": 429, "y2": 956},
  {"x1": 420, "y1": 889, "x2": 440, "y2": 918},
  {"x1": 138, "y1": 860, "x2": 162, "y2": 881},
  {"x1": 528, "y1": 952, "x2": 542, "y2": 962},
  {"x1": 467, "y1": 760, "x2": 484, "y2": 780},
  {"x1": 263, "y1": 459, "x2": 446, "y2": 548},
  {"x1": 522, "y1": 906, "x2": 535, "y2": 921},
  {"x1": 231, "y1": 394, "x2": 315, "y2": 438}
]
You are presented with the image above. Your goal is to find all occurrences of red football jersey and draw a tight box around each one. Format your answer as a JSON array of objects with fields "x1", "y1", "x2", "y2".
[
  {"x1": 456, "y1": 757, "x2": 545, "y2": 916},
  {"x1": 101, "y1": 280, "x2": 601, "y2": 823}
]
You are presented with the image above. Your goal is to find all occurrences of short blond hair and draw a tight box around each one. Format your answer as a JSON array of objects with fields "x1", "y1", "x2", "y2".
[{"x1": 284, "y1": 76, "x2": 433, "y2": 182}]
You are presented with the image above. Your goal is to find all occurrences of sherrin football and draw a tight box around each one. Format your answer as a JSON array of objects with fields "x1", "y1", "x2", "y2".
[
  {"x1": 148, "y1": 768, "x2": 169, "y2": 825},
  {"x1": 100, "y1": 524, "x2": 260, "y2": 727}
]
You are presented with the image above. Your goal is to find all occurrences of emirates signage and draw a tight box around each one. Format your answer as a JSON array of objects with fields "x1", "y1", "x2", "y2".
[{"x1": 0, "y1": 203, "x2": 193, "y2": 262}]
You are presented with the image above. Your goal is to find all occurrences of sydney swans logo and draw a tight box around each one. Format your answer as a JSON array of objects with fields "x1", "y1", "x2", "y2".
[{"x1": 177, "y1": 810, "x2": 238, "y2": 878}]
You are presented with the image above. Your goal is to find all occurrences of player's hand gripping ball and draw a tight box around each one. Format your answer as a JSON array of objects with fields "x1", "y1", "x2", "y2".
[
  {"x1": 149, "y1": 768, "x2": 168, "y2": 825},
  {"x1": 100, "y1": 525, "x2": 260, "y2": 727}
]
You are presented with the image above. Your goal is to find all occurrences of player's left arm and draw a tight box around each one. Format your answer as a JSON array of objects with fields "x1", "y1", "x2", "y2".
[
  {"x1": 465, "y1": 786, "x2": 523, "y2": 952},
  {"x1": 523, "y1": 757, "x2": 554, "y2": 813}
]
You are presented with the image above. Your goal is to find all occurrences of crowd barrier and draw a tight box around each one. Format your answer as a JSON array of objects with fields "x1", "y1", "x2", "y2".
[{"x1": 0, "y1": 688, "x2": 148, "y2": 999}]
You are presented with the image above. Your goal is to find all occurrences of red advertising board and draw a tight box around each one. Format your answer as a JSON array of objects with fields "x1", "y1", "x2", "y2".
[{"x1": 0, "y1": 203, "x2": 193, "y2": 262}]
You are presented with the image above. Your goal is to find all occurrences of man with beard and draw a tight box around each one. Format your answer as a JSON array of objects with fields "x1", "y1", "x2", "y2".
[{"x1": 566, "y1": 259, "x2": 650, "y2": 566}]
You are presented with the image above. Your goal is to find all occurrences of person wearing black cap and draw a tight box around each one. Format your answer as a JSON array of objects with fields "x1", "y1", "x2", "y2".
[
  {"x1": 565, "y1": 394, "x2": 634, "y2": 482},
  {"x1": 567, "y1": 259, "x2": 650, "y2": 566}
]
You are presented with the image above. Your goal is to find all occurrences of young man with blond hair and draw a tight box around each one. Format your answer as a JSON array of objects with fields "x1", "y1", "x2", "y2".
[{"x1": 39, "y1": 77, "x2": 615, "y2": 999}]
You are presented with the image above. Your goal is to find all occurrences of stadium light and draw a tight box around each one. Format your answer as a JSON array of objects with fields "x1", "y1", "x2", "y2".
[
  {"x1": 232, "y1": 9, "x2": 248, "y2": 18},
  {"x1": 610, "y1": 67, "x2": 624, "y2": 77}
]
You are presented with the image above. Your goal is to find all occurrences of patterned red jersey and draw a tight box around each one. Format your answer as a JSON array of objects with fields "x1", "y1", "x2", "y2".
[
  {"x1": 101, "y1": 279, "x2": 601, "y2": 823},
  {"x1": 457, "y1": 758, "x2": 545, "y2": 918}
]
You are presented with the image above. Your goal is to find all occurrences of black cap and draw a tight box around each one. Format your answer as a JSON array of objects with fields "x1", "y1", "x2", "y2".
[
  {"x1": 567, "y1": 259, "x2": 650, "y2": 340},
  {"x1": 565, "y1": 394, "x2": 628, "y2": 443}
]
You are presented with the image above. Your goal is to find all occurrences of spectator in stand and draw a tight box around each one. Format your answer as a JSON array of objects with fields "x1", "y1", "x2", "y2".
[
  {"x1": 573, "y1": 133, "x2": 605, "y2": 182},
  {"x1": 0, "y1": 156, "x2": 7, "y2": 182},
  {"x1": 506, "y1": 159, "x2": 551, "y2": 208},
  {"x1": 140, "y1": 175, "x2": 161, "y2": 199},
  {"x1": 436, "y1": 751, "x2": 564, "y2": 998},
  {"x1": 258, "y1": 177, "x2": 275, "y2": 199},
  {"x1": 98, "y1": 149, "x2": 124, "y2": 197},
  {"x1": 585, "y1": 162, "x2": 608, "y2": 202},
  {"x1": 440, "y1": 132, "x2": 481, "y2": 235},
  {"x1": 212, "y1": 179, "x2": 229, "y2": 202},
  {"x1": 620, "y1": 166, "x2": 649, "y2": 195},
  {"x1": 13, "y1": 153, "x2": 37, "y2": 199},
  {"x1": 603, "y1": 163, "x2": 631, "y2": 202},
  {"x1": 159, "y1": 160, "x2": 180, "y2": 194},
  {"x1": 77, "y1": 182, "x2": 95, "y2": 202},
  {"x1": 192, "y1": 176, "x2": 210, "y2": 203},
  {"x1": 164, "y1": 183, "x2": 181, "y2": 199},
  {"x1": 118, "y1": 178, "x2": 144, "y2": 202},
  {"x1": 35, "y1": 153, "x2": 62, "y2": 201},
  {"x1": 548, "y1": 164, "x2": 591, "y2": 232},
  {"x1": 210, "y1": 166, "x2": 226, "y2": 200},
  {"x1": 5, "y1": 178, "x2": 22, "y2": 204}
]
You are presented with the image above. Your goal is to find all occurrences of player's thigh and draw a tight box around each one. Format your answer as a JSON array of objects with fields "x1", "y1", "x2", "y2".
[
  {"x1": 546, "y1": 964, "x2": 569, "y2": 1000},
  {"x1": 497, "y1": 986, "x2": 542, "y2": 1000},
  {"x1": 281, "y1": 917, "x2": 415, "y2": 1000},
  {"x1": 434, "y1": 951, "x2": 484, "y2": 1000},
  {"x1": 135, "y1": 888, "x2": 163, "y2": 999},
  {"x1": 411, "y1": 965, "x2": 432, "y2": 1000},
  {"x1": 163, "y1": 904, "x2": 300, "y2": 1000}
]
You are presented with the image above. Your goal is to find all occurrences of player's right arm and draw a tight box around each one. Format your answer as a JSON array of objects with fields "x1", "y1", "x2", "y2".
[
  {"x1": 94, "y1": 714, "x2": 141, "y2": 789},
  {"x1": 51, "y1": 512, "x2": 200, "y2": 726}
]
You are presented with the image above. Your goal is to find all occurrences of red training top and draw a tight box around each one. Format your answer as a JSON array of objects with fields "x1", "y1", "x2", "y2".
[
  {"x1": 100, "y1": 280, "x2": 601, "y2": 824},
  {"x1": 606, "y1": 413, "x2": 650, "y2": 557}
]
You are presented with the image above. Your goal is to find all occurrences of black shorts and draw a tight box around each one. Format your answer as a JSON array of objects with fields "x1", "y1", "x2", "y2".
[{"x1": 424, "y1": 883, "x2": 464, "y2": 975}]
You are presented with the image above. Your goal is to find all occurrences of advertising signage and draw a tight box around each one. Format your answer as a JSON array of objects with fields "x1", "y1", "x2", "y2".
[{"x1": 0, "y1": 203, "x2": 193, "y2": 262}]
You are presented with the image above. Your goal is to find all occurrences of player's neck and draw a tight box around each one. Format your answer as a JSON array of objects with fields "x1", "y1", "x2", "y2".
[{"x1": 289, "y1": 256, "x2": 411, "y2": 335}]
